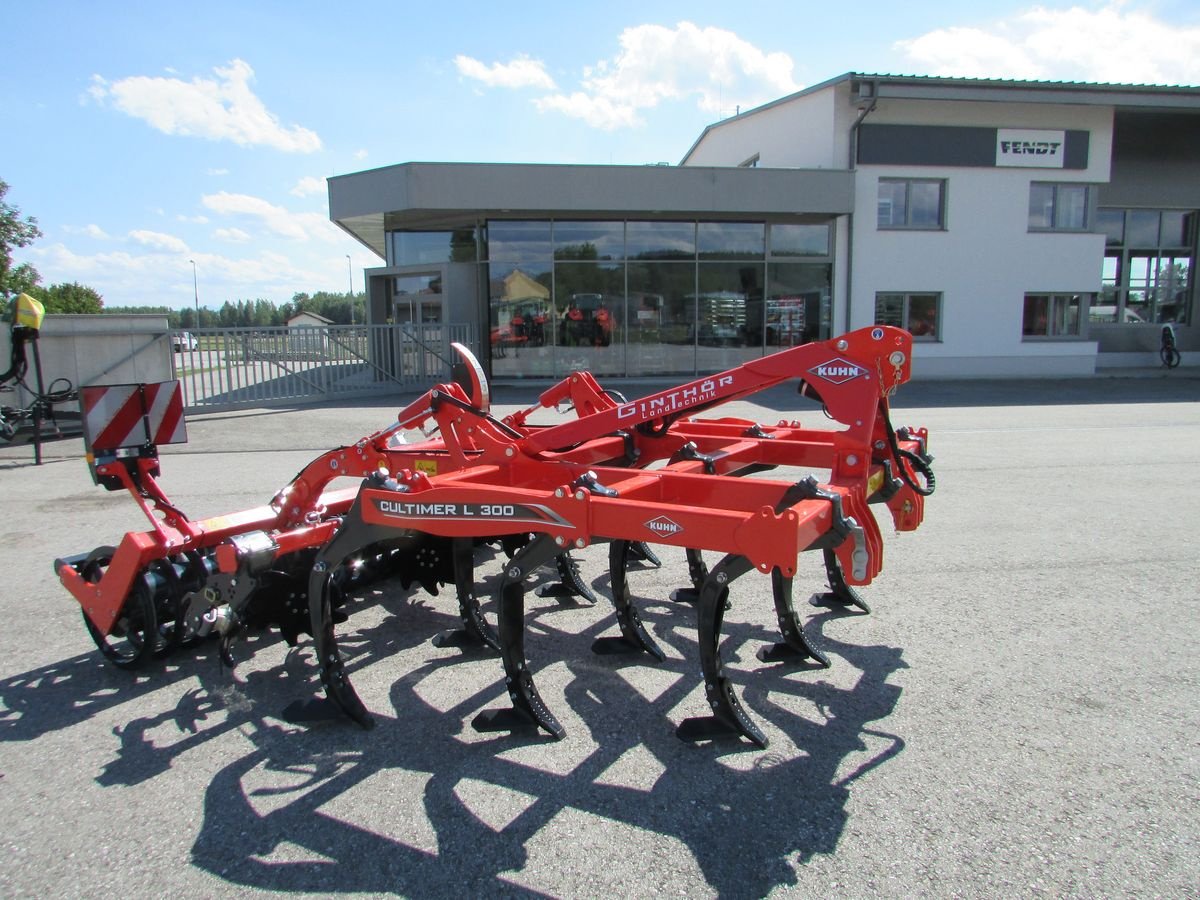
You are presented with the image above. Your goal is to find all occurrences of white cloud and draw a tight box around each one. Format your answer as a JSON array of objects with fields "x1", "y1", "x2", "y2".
[
  {"x1": 290, "y1": 175, "x2": 327, "y2": 197},
  {"x1": 63, "y1": 224, "x2": 112, "y2": 240},
  {"x1": 213, "y1": 227, "x2": 252, "y2": 243},
  {"x1": 354, "y1": 149, "x2": 368, "y2": 160},
  {"x1": 129, "y1": 229, "x2": 189, "y2": 253},
  {"x1": 88, "y1": 59, "x2": 323, "y2": 152},
  {"x1": 528, "y1": 22, "x2": 799, "y2": 130},
  {"x1": 201, "y1": 191, "x2": 342, "y2": 243},
  {"x1": 896, "y1": 4, "x2": 1200, "y2": 84},
  {"x1": 455, "y1": 53, "x2": 557, "y2": 90},
  {"x1": 207, "y1": 168, "x2": 230, "y2": 176},
  {"x1": 177, "y1": 214, "x2": 210, "y2": 224}
]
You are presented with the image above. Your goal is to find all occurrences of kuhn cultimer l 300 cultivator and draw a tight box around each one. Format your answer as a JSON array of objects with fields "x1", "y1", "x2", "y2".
[{"x1": 56, "y1": 326, "x2": 934, "y2": 748}]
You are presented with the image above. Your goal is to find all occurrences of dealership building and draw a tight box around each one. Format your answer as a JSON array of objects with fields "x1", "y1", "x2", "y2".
[{"x1": 328, "y1": 72, "x2": 1200, "y2": 379}]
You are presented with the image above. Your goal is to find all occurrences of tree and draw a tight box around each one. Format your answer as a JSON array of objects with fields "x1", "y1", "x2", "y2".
[
  {"x1": 30, "y1": 281, "x2": 104, "y2": 314},
  {"x1": 0, "y1": 179, "x2": 43, "y2": 298}
]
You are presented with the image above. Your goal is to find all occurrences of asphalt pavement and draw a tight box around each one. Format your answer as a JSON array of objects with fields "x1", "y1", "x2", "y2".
[{"x1": 1, "y1": 370, "x2": 1197, "y2": 897}]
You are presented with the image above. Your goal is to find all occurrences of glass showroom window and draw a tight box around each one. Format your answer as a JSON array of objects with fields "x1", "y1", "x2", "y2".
[
  {"x1": 878, "y1": 179, "x2": 945, "y2": 229},
  {"x1": 1095, "y1": 209, "x2": 1195, "y2": 324},
  {"x1": 875, "y1": 292, "x2": 941, "y2": 340},
  {"x1": 1028, "y1": 183, "x2": 1090, "y2": 231},
  {"x1": 1023, "y1": 293, "x2": 1084, "y2": 338}
]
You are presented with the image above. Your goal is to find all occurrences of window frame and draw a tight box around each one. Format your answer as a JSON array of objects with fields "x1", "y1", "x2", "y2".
[
  {"x1": 874, "y1": 291, "x2": 943, "y2": 342},
  {"x1": 1095, "y1": 208, "x2": 1196, "y2": 325},
  {"x1": 1028, "y1": 182, "x2": 1093, "y2": 233},
  {"x1": 1022, "y1": 292, "x2": 1087, "y2": 340},
  {"x1": 877, "y1": 178, "x2": 947, "y2": 231}
]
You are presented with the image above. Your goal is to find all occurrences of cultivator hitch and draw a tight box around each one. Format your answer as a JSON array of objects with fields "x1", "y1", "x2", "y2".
[{"x1": 56, "y1": 327, "x2": 934, "y2": 749}]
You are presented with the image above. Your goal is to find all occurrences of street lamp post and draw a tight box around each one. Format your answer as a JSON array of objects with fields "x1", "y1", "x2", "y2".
[
  {"x1": 188, "y1": 259, "x2": 199, "y2": 327},
  {"x1": 345, "y1": 254, "x2": 355, "y2": 326}
]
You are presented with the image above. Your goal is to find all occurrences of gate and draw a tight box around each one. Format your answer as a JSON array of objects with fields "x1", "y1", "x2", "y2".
[{"x1": 174, "y1": 323, "x2": 478, "y2": 412}]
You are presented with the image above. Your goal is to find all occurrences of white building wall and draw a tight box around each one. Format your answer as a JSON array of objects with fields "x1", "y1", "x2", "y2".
[
  {"x1": 852, "y1": 164, "x2": 1106, "y2": 376},
  {"x1": 851, "y1": 101, "x2": 1114, "y2": 377},
  {"x1": 683, "y1": 88, "x2": 841, "y2": 168}
]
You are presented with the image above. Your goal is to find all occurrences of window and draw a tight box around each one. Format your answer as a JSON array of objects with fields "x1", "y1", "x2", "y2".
[
  {"x1": 875, "y1": 292, "x2": 941, "y2": 340},
  {"x1": 388, "y1": 229, "x2": 477, "y2": 265},
  {"x1": 1023, "y1": 293, "x2": 1085, "y2": 338},
  {"x1": 769, "y1": 223, "x2": 830, "y2": 257},
  {"x1": 1028, "y1": 183, "x2": 1090, "y2": 231},
  {"x1": 878, "y1": 179, "x2": 945, "y2": 229},
  {"x1": 1096, "y1": 208, "x2": 1195, "y2": 324}
]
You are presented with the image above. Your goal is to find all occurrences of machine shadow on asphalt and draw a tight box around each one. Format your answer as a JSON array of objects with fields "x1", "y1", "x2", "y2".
[{"x1": 1, "y1": 565, "x2": 908, "y2": 897}]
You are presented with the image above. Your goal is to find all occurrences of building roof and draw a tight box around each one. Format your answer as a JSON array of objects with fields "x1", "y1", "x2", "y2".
[
  {"x1": 328, "y1": 162, "x2": 853, "y2": 258},
  {"x1": 680, "y1": 71, "x2": 1200, "y2": 165}
]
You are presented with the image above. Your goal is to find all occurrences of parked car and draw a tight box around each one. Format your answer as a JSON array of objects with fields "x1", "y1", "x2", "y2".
[{"x1": 172, "y1": 331, "x2": 198, "y2": 351}]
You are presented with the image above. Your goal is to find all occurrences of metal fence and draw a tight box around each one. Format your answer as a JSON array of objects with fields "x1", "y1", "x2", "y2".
[{"x1": 173, "y1": 322, "x2": 477, "y2": 412}]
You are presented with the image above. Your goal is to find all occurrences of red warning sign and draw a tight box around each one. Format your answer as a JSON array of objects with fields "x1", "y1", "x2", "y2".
[{"x1": 80, "y1": 382, "x2": 187, "y2": 452}]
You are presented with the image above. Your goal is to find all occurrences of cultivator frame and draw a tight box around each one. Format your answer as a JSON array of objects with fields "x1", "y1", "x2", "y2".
[{"x1": 56, "y1": 326, "x2": 933, "y2": 748}]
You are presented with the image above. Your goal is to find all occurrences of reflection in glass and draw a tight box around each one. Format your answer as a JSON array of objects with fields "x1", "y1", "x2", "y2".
[
  {"x1": 488, "y1": 221, "x2": 553, "y2": 262},
  {"x1": 1023, "y1": 294, "x2": 1082, "y2": 337},
  {"x1": 1097, "y1": 209, "x2": 1124, "y2": 245},
  {"x1": 697, "y1": 222, "x2": 764, "y2": 259},
  {"x1": 770, "y1": 224, "x2": 830, "y2": 257},
  {"x1": 877, "y1": 181, "x2": 907, "y2": 228},
  {"x1": 389, "y1": 229, "x2": 477, "y2": 266},
  {"x1": 696, "y1": 262, "x2": 764, "y2": 371},
  {"x1": 909, "y1": 182, "x2": 943, "y2": 228},
  {"x1": 554, "y1": 221, "x2": 624, "y2": 260},
  {"x1": 1126, "y1": 210, "x2": 1160, "y2": 247},
  {"x1": 626, "y1": 221, "x2": 696, "y2": 260},
  {"x1": 1028, "y1": 184, "x2": 1054, "y2": 229},
  {"x1": 1055, "y1": 185, "x2": 1088, "y2": 229},
  {"x1": 767, "y1": 264, "x2": 831, "y2": 347},
  {"x1": 392, "y1": 274, "x2": 442, "y2": 325},
  {"x1": 554, "y1": 263, "x2": 625, "y2": 377},
  {"x1": 488, "y1": 262, "x2": 554, "y2": 378},
  {"x1": 1161, "y1": 211, "x2": 1190, "y2": 248},
  {"x1": 627, "y1": 262, "x2": 696, "y2": 375}
]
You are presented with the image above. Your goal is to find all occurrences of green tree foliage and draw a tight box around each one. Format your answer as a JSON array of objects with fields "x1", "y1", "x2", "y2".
[
  {"x1": 29, "y1": 281, "x2": 104, "y2": 314},
  {"x1": 0, "y1": 179, "x2": 43, "y2": 298},
  {"x1": 101, "y1": 292, "x2": 365, "y2": 328}
]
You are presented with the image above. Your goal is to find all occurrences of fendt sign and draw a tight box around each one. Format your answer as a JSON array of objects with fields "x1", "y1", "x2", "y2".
[{"x1": 996, "y1": 129, "x2": 1066, "y2": 168}]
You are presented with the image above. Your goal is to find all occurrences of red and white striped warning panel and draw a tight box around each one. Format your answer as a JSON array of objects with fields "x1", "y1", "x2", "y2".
[{"x1": 80, "y1": 382, "x2": 187, "y2": 452}]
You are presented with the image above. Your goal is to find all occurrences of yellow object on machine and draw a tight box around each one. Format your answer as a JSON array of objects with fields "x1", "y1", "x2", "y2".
[{"x1": 14, "y1": 293, "x2": 45, "y2": 331}]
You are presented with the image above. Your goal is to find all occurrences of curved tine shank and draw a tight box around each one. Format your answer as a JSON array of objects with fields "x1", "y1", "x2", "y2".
[
  {"x1": 591, "y1": 540, "x2": 666, "y2": 661},
  {"x1": 432, "y1": 537, "x2": 500, "y2": 652},
  {"x1": 473, "y1": 534, "x2": 566, "y2": 740},
  {"x1": 676, "y1": 553, "x2": 768, "y2": 749},
  {"x1": 756, "y1": 568, "x2": 831, "y2": 666}
]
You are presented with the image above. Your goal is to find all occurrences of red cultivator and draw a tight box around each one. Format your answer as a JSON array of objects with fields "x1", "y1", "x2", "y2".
[{"x1": 55, "y1": 326, "x2": 934, "y2": 748}]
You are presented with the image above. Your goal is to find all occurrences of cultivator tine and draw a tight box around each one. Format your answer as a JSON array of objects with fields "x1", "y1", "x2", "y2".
[
  {"x1": 432, "y1": 537, "x2": 500, "y2": 652},
  {"x1": 756, "y1": 568, "x2": 831, "y2": 667},
  {"x1": 811, "y1": 547, "x2": 871, "y2": 613},
  {"x1": 534, "y1": 552, "x2": 598, "y2": 604},
  {"x1": 627, "y1": 541, "x2": 662, "y2": 568},
  {"x1": 669, "y1": 548, "x2": 708, "y2": 604},
  {"x1": 677, "y1": 553, "x2": 767, "y2": 748},
  {"x1": 591, "y1": 540, "x2": 666, "y2": 660},
  {"x1": 473, "y1": 534, "x2": 566, "y2": 740},
  {"x1": 299, "y1": 498, "x2": 387, "y2": 730}
]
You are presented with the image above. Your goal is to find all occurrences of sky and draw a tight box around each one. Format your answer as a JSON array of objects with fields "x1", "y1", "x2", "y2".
[{"x1": 4, "y1": 0, "x2": 1200, "y2": 311}]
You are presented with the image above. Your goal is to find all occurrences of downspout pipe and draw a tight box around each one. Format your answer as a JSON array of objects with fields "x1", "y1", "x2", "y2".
[{"x1": 844, "y1": 82, "x2": 878, "y2": 335}]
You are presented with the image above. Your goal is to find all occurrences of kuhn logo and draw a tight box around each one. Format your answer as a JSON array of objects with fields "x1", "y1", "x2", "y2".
[
  {"x1": 645, "y1": 516, "x2": 683, "y2": 538},
  {"x1": 809, "y1": 358, "x2": 865, "y2": 385}
]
